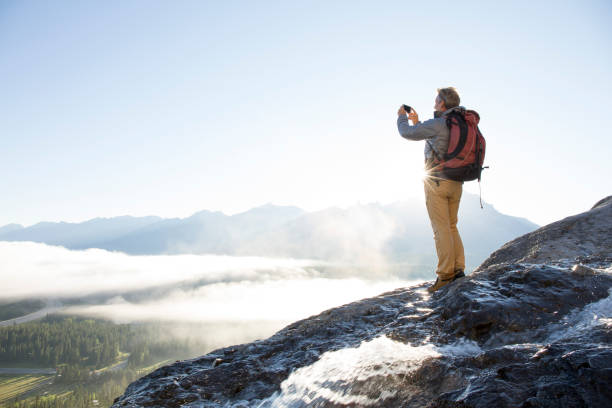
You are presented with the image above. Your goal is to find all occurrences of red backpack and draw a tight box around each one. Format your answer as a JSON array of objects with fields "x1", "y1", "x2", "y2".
[{"x1": 427, "y1": 108, "x2": 486, "y2": 182}]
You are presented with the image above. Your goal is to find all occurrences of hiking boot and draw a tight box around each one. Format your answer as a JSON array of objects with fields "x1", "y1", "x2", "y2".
[
  {"x1": 452, "y1": 270, "x2": 465, "y2": 281},
  {"x1": 427, "y1": 276, "x2": 453, "y2": 293}
]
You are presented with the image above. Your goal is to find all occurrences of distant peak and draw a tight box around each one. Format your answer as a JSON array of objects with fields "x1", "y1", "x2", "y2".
[{"x1": 0, "y1": 223, "x2": 24, "y2": 233}]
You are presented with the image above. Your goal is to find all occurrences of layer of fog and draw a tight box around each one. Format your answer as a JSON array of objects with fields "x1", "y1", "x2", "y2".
[
  {"x1": 0, "y1": 242, "x2": 420, "y2": 329},
  {"x1": 1, "y1": 241, "x2": 318, "y2": 299}
]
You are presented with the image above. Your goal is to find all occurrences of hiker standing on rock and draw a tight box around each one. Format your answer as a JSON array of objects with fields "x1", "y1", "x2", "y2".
[{"x1": 397, "y1": 87, "x2": 485, "y2": 292}]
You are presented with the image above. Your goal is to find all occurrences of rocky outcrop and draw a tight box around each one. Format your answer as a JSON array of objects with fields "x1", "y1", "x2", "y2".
[
  {"x1": 477, "y1": 195, "x2": 611, "y2": 269},
  {"x1": 113, "y1": 198, "x2": 612, "y2": 408}
]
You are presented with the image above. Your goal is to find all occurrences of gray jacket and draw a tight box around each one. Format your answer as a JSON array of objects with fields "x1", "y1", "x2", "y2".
[{"x1": 397, "y1": 106, "x2": 466, "y2": 164}]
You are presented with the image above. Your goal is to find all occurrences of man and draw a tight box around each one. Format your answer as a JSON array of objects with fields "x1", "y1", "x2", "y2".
[{"x1": 397, "y1": 87, "x2": 466, "y2": 293}]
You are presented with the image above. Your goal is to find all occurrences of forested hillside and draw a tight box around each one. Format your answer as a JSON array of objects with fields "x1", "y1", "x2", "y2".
[{"x1": 0, "y1": 315, "x2": 210, "y2": 408}]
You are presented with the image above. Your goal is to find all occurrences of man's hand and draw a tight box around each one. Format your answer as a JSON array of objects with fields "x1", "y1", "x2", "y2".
[
  {"x1": 408, "y1": 108, "x2": 419, "y2": 124},
  {"x1": 398, "y1": 105, "x2": 419, "y2": 124}
]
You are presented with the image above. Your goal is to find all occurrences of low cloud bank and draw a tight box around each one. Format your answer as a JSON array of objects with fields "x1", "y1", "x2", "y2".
[
  {"x1": 63, "y1": 278, "x2": 415, "y2": 324},
  {"x1": 0, "y1": 242, "x2": 420, "y2": 326},
  {"x1": 0, "y1": 241, "x2": 318, "y2": 299}
]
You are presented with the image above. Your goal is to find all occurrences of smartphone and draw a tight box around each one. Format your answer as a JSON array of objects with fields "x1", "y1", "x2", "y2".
[{"x1": 403, "y1": 104, "x2": 412, "y2": 113}]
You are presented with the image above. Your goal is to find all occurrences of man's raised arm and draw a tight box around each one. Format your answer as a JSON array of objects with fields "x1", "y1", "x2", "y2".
[{"x1": 397, "y1": 115, "x2": 441, "y2": 141}]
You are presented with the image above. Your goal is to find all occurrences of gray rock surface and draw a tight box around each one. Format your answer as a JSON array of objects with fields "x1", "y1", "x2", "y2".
[
  {"x1": 477, "y1": 196, "x2": 611, "y2": 269},
  {"x1": 113, "y1": 197, "x2": 612, "y2": 408}
]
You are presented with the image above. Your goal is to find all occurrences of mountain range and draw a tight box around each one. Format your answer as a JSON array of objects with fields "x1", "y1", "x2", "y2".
[{"x1": 0, "y1": 193, "x2": 538, "y2": 273}]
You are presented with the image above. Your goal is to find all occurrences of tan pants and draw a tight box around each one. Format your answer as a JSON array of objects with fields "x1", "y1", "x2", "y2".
[{"x1": 424, "y1": 177, "x2": 465, "y2": 280}]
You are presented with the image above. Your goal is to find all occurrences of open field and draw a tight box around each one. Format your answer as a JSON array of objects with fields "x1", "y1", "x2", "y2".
[
  {"x1": 0, "y1": 374, "x2": 54, "y2": 404},
  {"x1": 92, "y1": 351, "x2": 130, "y2": 375}
]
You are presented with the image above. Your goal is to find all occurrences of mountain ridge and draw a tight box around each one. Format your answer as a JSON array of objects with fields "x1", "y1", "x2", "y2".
[{"x1": 0, "y1": 195, "x2": 538, "y2": 271}]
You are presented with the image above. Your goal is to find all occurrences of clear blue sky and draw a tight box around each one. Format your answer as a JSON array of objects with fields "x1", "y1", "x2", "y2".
[{"x1": 2, "y1": 0, "x2": 611, "y2": 227}]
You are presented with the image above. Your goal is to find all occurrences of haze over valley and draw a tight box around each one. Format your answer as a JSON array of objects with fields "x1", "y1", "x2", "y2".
[{"x1": 0, "y1": 195, "x2": 538, "y2": 367}]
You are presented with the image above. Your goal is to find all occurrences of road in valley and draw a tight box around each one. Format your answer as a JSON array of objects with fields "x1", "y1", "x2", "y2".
[{"x1": 0, "y1": 305, "x2": 64, "y2": 327}]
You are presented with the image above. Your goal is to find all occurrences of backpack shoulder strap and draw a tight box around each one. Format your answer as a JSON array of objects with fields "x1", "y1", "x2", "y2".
[
  {"x1": 426, "y1": 140, "x2": 443, "y2": 162},
  {"x1": 445, "y1": 111, "x2": 468, "y2": 161}
]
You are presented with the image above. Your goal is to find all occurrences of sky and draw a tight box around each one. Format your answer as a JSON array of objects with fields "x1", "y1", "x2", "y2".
[{"x1": 1, "y1": 0, "x2": 611, "y2": 227}]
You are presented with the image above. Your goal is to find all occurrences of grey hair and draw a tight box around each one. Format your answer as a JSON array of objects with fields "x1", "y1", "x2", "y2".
[{"x1": 437, "y1": 87, "x2": 460, "y2": 109}]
